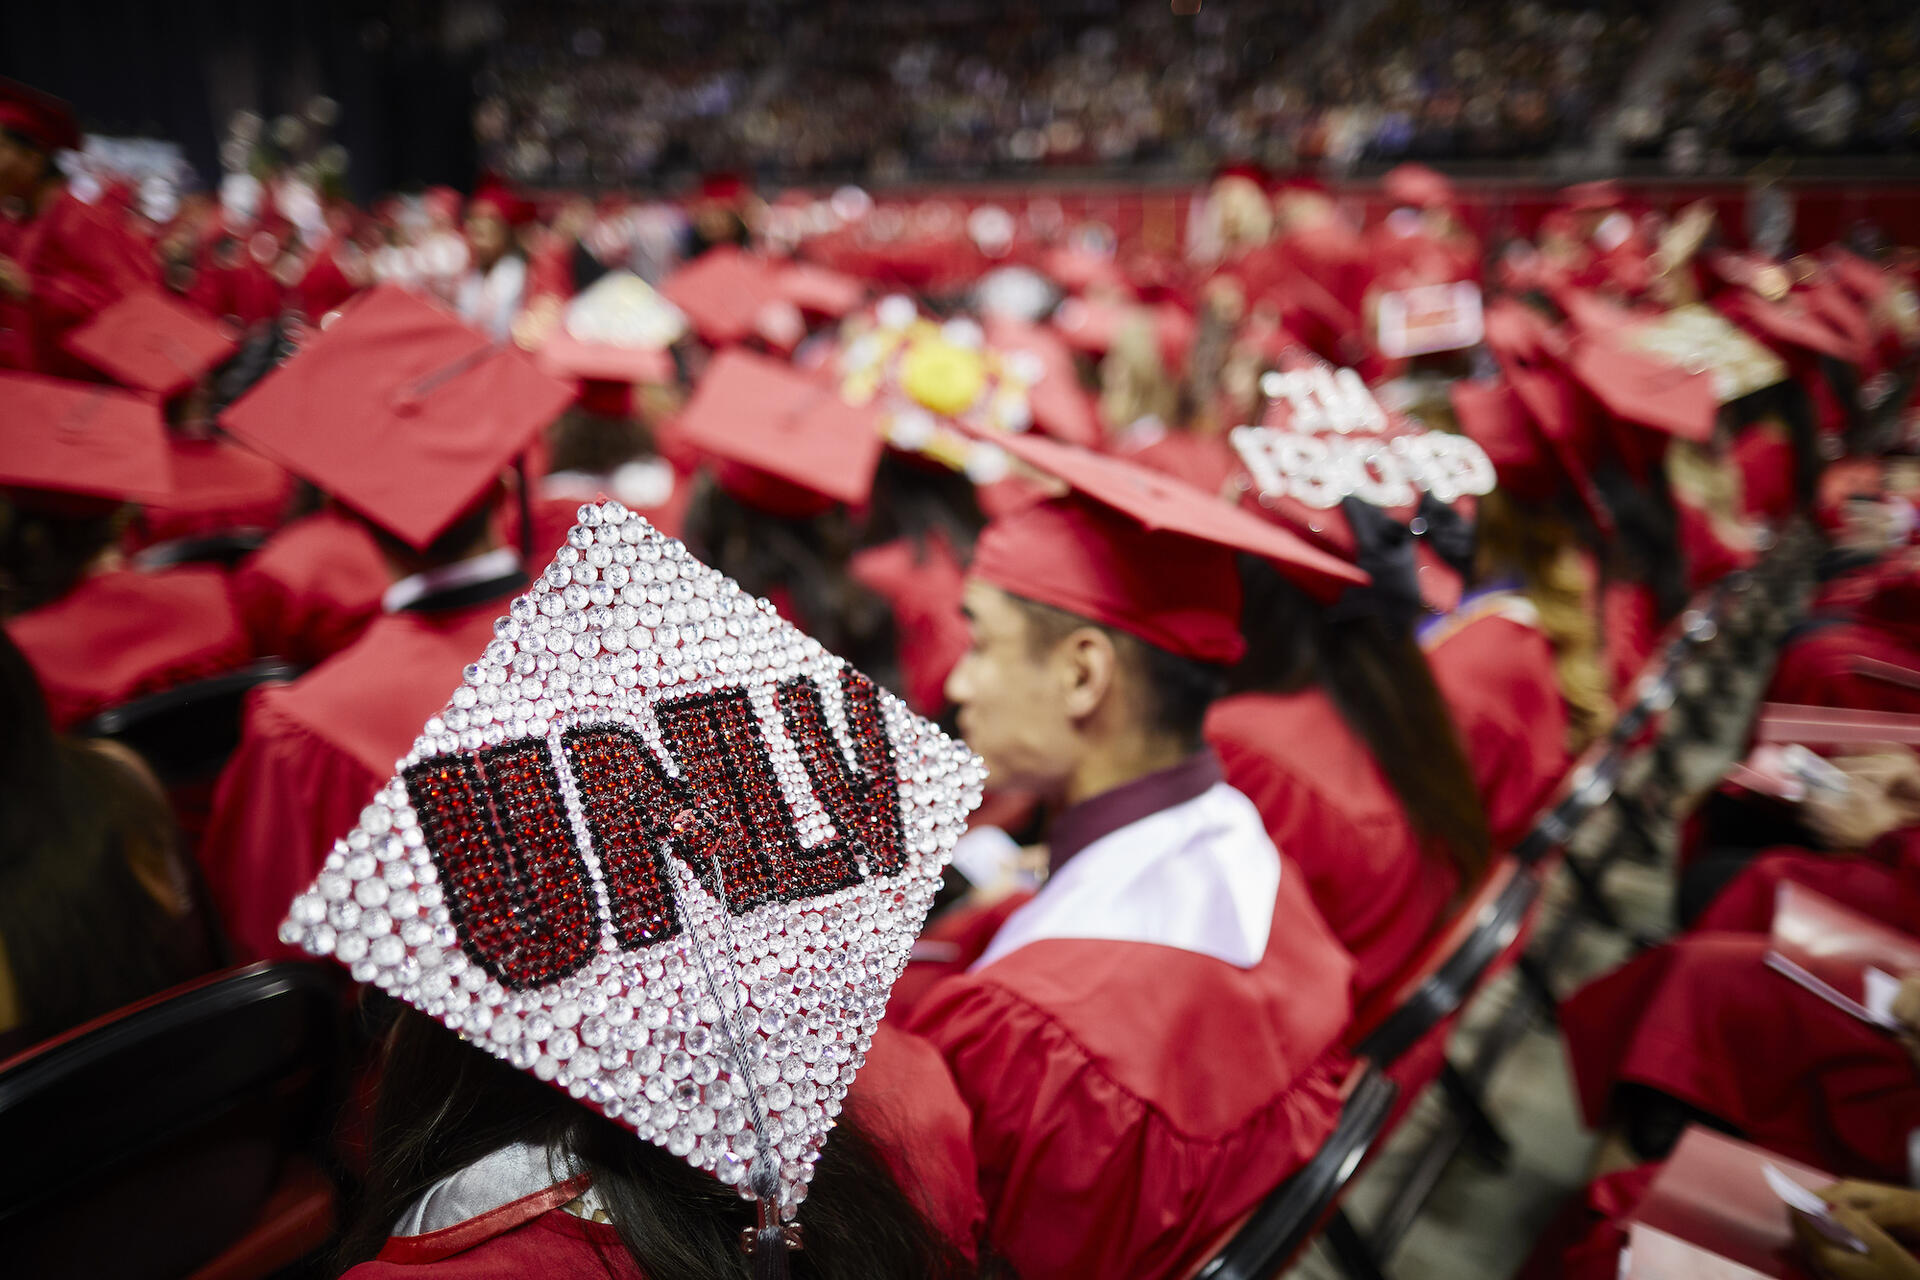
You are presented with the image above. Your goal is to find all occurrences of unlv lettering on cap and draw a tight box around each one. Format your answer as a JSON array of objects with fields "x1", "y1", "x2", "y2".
[{"x1": 403, "y1": 669, "x2": 905, "y2": 992}]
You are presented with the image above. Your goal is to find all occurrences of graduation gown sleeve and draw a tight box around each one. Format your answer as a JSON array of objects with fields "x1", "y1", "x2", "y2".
[
  {"x1": 907, "y1": 949, "x2": 1352, "y2": 1280},
  {"x1": 1208, "y1": 693, "x2": 1453, "y2": 1004},
  {"x1": 199, "y1": 684, "x2": 388, "y2": 960},
  {"x1": 1427, "y1": 611, "x2": 1573, "y2": 850},
  {"x1": 230, "y1": 511, "x2": 389, "y2": 666}
]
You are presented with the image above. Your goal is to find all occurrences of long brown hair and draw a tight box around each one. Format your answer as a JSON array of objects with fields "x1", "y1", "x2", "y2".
[
  {"x1": 1473, "y1": 488, "x2": 1613, "y2": 752},
  {"x1": 1231, "y1": 557, "x2": 1492, "y2": 883}
]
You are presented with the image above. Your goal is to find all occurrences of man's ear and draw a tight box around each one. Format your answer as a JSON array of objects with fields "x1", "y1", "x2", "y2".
[{"x1": 1058, "y1": 625, "x2": 1121, "y2": 722}]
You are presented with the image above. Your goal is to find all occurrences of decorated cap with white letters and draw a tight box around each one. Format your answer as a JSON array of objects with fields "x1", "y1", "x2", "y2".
[{"x1": 280, "y1": 500, "x2": 984, "y2": 1250}]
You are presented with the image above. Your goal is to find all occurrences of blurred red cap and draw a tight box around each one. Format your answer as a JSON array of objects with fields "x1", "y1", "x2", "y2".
[
  {"x1": 0, "y1": 372, "x2": 173, "y2": 505},
  {"x1": 0, "y1": 77, "x2": 80, "y2": 153},
  {"x1": 219, "y1": 286, "x2": 574, "y2": 550},
  {"x1": 62, "y1": 288, "x2": 239, "y2": 400},
  {"x1": 675, "y1": 348, "x2": 884, "y2": 512}
]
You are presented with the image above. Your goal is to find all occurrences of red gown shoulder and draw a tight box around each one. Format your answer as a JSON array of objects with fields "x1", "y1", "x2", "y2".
[
  {"x1": 231, "y1": 509, "x2": 389, "y2": 666},
  {"x1": 200, "y1": 604, "x2": 506, "y2": 958},
  {"x1": 1206, "y1": 688, "x2": 1453, "y2": 1001},
  {"x1": 343, "y1": 1208, "x2": 639, "y2": 1278},
  {"x1": 903, "y1": 868, "x2": 1354, "y2": 1280},
  {"x1": 1425, "y1": 607, "x2": 1572, "y2": 850},
  {"x1": 6, "y1": 565, "x2": 253, "y2": 731}
]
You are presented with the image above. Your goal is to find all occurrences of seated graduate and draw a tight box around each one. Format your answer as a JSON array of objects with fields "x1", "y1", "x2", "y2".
[
  {"x1": 0, "y1": 632, "x2": 215, "y2": 1059},
  {"x1": 1, "y1": 373, "x2": 253, "y2": 732},
  {"x1": 273, "y1": 496, "x2": 991, "y2": 1276},
  {"x1": 1560, "y1": 926, "x2": 1920, "y2": 1184},
  {"x1": 901, "y1": 435, "x2": 1365, "y2": 1280},
  {"x1": 200, "y1": 287, "x2": 572, "y2": 960},
  {"x1": 1207, "y1": 456, "x2": 1494, "y2": 1003}
]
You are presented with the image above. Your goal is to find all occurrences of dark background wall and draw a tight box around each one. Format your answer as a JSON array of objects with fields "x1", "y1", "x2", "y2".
[{"x1": 0, "y1": 0, "x2": 478, "y2": 198}]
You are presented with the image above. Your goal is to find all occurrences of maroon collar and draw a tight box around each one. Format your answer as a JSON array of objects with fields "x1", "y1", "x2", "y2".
[{"x1": 1048, "y1": 750, "x2": 1223, "y2": 876}]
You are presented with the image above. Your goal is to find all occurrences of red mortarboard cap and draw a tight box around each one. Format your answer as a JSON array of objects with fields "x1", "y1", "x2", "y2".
[
  {"x1": 0, "y1": 372, "x2": 173, "y2": 504},
  {"x1": 1383, "y1": 163, "x2": 1456, "y2": 211},
  {"x1": 676, "y1": 348, "x2": 884, "y2": 511},
  {"x1": 574, "y1": 378, "x2": 634, "y2": 419},
  {"x1": 661, "y1": 247, "x2": 778, "y2": 345},
  {"x1": 0, "y1": 77, "x2": 80, "y2": 153},
  {"x1": 1051, "y1": 297, "x2": 1196, "y2": 370},
  {"x1": 1564, "y1": 334, "x2": 1717, "y2": 443},
  {"x1": 699, "y1": 171, "x2": 748, "y2": 202},
  {"x1": 536, "y1": 329, "x2": 675, "y2": 388},
  {"x1": 219, "y1": 286, "x2": 575, "y2": 550},
  {"x1": 1562, "y1": 180, "x2": 1625, "y2": 213},
  {"x1": 777, "y1": 262, "x2": 866, "y2": 318},
  {"x1": 979, "y1": 315, "x2": 1101, "y2": 448},
  {"x1": 1451, "y1": 379, "x2": 1551, "y2": 501},
  {"x1": 61, "y1": 288, "x2": 239, "y2": 400},
  {"x1": 969, "y1": 432, "x2": 1366, "y2": 665},
  {"x1": 1716, "y1": 289, "x2": 1859, "y2": 363},
  {"x1": 468, "y1": 179, "x2": 533, "y2": 227},
  {"x1": 1214, "y1": 161, "x2": 1270, "y2": 189}
]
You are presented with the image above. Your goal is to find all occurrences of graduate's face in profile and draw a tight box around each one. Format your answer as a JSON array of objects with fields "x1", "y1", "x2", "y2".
[{"x1": 948, "y1": 581, "x2": 1081, "y2": 793}]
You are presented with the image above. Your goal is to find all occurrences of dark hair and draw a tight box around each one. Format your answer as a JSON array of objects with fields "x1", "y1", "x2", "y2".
[
  {"x1": 682, "y1": 475, "x2": 899, "y2": 686},
  {"x1": 0, "y1": 633, "x2": 204, "y2": 1041},
  {"x1": 0, "y1": 496, "x2": 129, "y2": 617},
  {"x1": 859, "y1": 453, "x2": 986, "y2": 561},
  {"x1": 548, "y1": 408, "x2": 659, "y2": 478},
  {"x1": 1230, "y1": 557, "x2": 1491, "y2": 883},
  {"x1": 1591, "y1": 461, "x2": 1687, "y2": 623},
  {"x1": 336, "y1": 1004, "x2": 975, "y2": 1280},
  {"x1": 1010, "y1": 595, "x2": 1230, "y2": 752},
  {"x1": 362, "y1": 487, "x2": 502, "y2": 577}
]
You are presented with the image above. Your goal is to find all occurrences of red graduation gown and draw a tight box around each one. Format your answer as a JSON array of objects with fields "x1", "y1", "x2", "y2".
[
  {"x1": 1767, "y1": 620, "x2": 1920, "y2": 718},
  {"x1": 903, "y1": 785, "x2": 1354, "y2": 1280},
  {"x1": 199, "y1": 601, "x2": 506, "y2": 960},
  {"x1": 1207, "y1": 689, "x2": 1454, "y2": 1002},
  {"x1": 1692, "y1": 830, "x2": 1920, "y2": 939},
  {"x1": 1426, "y1": 604, "x2": 1572, "y2": 851},
  {"x1": 1559, "y1": 931, "x2": 1920, "y2": 1181},
  {"x1": 131, "y1": 438, "x2": 295, "y2": 549},
  {"x1": 0, "y1": 187, "x2": 159, "y2": 377},
  {"x1": 230, "y1": 509, "x2": 390, "y2": 667},
  {"x1": 6, "y1": 566, "x2": 253, "y2": 732}
]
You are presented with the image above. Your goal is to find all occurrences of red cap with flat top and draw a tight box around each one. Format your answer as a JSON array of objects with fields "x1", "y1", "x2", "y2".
[
  {"x1": 0, "y1": 372, "x2": 173, "y2": 505},
  {"x1": 0, "y1": 77, "x2": 80, "y2": 153},
  {"x1": 968, "y1": 432, "x2": 1367, "y2": 666},
  {"x1": 675, "y1": 348, "x2": 885, "y2": 513},
  {"x1": 1564, "y1": 334, "x2": 1718, "y2": 443},
  {"x1": 1383, "y1": 163, "x2": 1456, "y2": 211},
  {"x1": 61, "y1": 288, "x2": 240, "y2": 400},
  {"x1": 218, "y1": 286, "x2": 574, "y2": 550},
  {"x1": 660, "y1": 247, "x2": 778, "y2": 345}
]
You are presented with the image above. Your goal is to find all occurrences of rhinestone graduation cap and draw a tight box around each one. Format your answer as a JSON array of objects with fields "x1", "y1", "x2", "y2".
[{"x1": 281, "y1": 501, "x2": 985, "y2": 1236}]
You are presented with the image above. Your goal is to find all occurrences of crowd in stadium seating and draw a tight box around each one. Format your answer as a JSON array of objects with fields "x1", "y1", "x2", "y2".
[{"x1": 472, "y1": 0, "x2": 1678, "y2": 184}]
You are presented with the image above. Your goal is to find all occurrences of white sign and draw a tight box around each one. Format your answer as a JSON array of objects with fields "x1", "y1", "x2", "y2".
[
  {"x1": 1376, "y1": 282, "x2": 1485, "y2": 359},
  {"x1": 1232, "y1": 425, "x2": 1496, "y2": 510}
]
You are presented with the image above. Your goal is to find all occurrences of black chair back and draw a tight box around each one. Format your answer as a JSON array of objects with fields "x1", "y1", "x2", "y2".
[
  {"x1": 0, "y1": 963, "x2": 343, "y2": 1280},
  {"x1": 1190, "y1": 1063, "x2": 1399, "y2": 1280},
  {"x1": 79, "y1": 660, "x2": 300, "y2": 786},
  {"x1": 130, "y1": 529, "x2": 271, "y2": 572}
]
